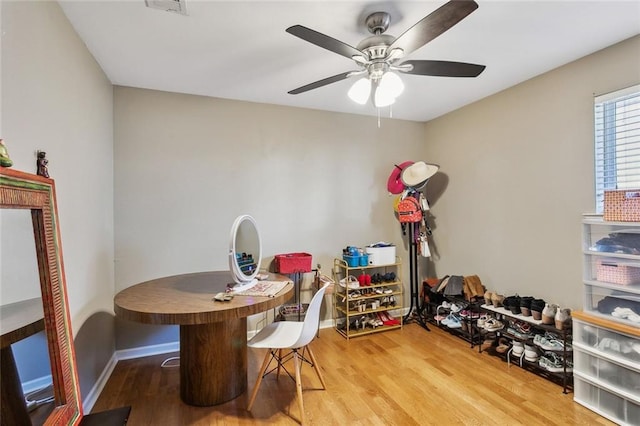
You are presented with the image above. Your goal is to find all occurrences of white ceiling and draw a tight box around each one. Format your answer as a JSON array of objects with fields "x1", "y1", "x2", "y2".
[{"x1": 58, "y1": 1, "x2": 640, "y2": 122}]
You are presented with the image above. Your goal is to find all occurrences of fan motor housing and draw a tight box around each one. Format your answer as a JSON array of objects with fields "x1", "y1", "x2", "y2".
[{"x1": 357, "y1": 34, "x2": 395, "y2": 60}]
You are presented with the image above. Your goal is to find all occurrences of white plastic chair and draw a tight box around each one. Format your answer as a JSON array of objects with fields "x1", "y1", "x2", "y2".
[{"x1": 246, "y1": 283, "x2": 329, "y2": 424}]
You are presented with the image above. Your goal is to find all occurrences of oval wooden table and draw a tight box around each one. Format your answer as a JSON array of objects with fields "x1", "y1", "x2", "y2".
[{"x1": 114, "y1": 271, "x2": 293, "y2": 406}]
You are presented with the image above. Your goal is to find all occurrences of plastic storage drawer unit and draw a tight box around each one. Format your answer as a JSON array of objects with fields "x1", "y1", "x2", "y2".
[
  {"x1": 583, "y1": 283, "x2": 640, "y2": 327},
  {"x1": 574, "y1": 374, "x2": 640, "y2": 426},
  {"x1": 572, "y1": 312, "x2": 640, "y2": 425},
  {"x1": 573, "y1": 348, "x2": 640, "y2": 394}
]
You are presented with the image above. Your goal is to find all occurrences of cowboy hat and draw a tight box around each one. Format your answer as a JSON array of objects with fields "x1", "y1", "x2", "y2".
[
  {"x1": 386, "y1": 161, "x2": 413, "y2": 194},
  {"x1": 401, "y1": 161, "x2": 439, "y2": 187}
]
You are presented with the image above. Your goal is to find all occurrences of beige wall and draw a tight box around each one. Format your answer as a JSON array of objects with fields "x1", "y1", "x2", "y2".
[
  {"x1": 423, "y1": 35, "x2": 640, "y2": 310},
  {"x1": 2, "y1": 0, "x2": 114, "y2": 327},
  {"x1": 1, "y1": 0, "x2": 114, "y2": 402},
  {"x1": 113, "y1": 87, "x2": 426, "y2": 345}
]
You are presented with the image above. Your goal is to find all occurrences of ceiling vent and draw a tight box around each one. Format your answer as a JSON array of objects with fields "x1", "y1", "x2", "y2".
[{"x1": 145, "y1": 0, "x2": 187, "y2": 15}]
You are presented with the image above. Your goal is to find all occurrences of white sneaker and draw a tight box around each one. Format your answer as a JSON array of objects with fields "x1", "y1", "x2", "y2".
[{"x1": 512, "y1": 341, "x2": 524, "y2": 356}]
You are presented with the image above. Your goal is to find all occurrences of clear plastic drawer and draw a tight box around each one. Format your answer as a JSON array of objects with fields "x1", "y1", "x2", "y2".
[
  {"x1": 583, "y1": 218, "x2": 640, "y2": 255},
  {"x1": 574, "y1": 375, "x2": 640, "y2": 425},
  {"x1": 573, "y1": 318, "x2": 640, "y2": 368},
  {"x1": 574, "y1": 347, "x2": 640, "y2": 396},
  {"x1": 582, "y1": 282, "x2": 640, "y2": 328}
]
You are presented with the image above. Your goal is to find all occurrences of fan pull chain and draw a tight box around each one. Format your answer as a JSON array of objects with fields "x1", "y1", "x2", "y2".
[{"x1": 377, "y1": 108, "x2": 381, "y2": 128}]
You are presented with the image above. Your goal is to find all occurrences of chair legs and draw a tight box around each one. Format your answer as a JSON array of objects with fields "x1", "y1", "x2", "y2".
[
  {"x1": 247, "y1": 349, "x2": 272, "y2": 411},
  {"x1": 293, "y1": 351, "x2": 305, "y2": 424},
  {"x1": 247, "y1": 344, "x2": 325, "y2": 425},
  {"x1": 305, "y1": 345, "x2": 326, "y2": 389}
]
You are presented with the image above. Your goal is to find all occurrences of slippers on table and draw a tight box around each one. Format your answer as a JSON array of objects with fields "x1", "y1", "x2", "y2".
[{"x1": 213, "y1": 292, "x2": 234, "y2": 302}]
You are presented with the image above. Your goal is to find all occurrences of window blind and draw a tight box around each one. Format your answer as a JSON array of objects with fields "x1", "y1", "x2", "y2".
[{"x1": 594, "y1": 84, "x2": 640, "y2": 213}]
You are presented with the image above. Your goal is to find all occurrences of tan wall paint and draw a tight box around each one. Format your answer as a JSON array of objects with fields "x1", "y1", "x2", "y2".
[
  {"x1": 423, "y1": 35, "x2": 640, "y2": 309},
  {"x1": 2, "y1": 0, "x2": 115, "y2": 403},
  {"x1": 113, "y1": 87, "x2": 426, "y2": 344},
  {"x1": 1, "y1": 0, "x2": 114, "y2": 336}
]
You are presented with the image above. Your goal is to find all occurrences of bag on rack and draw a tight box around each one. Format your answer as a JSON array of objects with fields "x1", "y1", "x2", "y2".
[
  {"x1": 421, "y1": 277, "x2": 440, "y2": 305},
  {"x1": 443, "y1": 275, "x2": 464, "y2": 296},
  {"x1": 397, "y1": 195, "x2": 422, "y2": 223}
]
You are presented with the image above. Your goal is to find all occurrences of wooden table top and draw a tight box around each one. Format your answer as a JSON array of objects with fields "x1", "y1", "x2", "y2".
[
  {"x1": 1, "y1": 298, "x2": 45, "y2": 348},
  {"x1": 114, "y1": 271, "x2": 294, "y2": 325}
]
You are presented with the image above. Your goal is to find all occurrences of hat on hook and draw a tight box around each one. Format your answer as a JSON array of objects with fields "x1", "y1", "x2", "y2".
[
  {"x1": 386, "y1": 161, "x2": 414, "y2": 194},
  {"x1": 401, "y1": 161, "x2": 439, "y2": 188}
]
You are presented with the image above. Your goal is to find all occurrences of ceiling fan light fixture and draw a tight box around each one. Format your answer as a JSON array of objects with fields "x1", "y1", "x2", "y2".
[
  {"x1": 379, "y1": 71, "x2": 404, "y2": 99},
  {"x1": 348, "y1": 77, "x2": 371, "y2": 105},
  {"x1": 373, "y1": 82, "x2": 396, "y2": 108}
]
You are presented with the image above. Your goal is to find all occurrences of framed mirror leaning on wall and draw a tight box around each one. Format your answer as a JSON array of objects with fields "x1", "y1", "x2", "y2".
[{"x1": 0, "y1": 168, "x2": 83, "y2": 425}]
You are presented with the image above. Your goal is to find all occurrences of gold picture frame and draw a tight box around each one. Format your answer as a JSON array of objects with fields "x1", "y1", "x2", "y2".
[{"x1": 1, "y1": 168, "x2": 82, "y2": 425}]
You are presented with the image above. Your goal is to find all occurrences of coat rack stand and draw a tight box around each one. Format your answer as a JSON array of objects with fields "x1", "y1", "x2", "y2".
[{"x1": 403, "y1": 222, "x2": 430, "y2": 331}]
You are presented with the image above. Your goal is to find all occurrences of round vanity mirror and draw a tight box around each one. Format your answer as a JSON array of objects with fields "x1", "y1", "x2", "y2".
[{"x1": 228, "y1": 215, "x2": 262, "y2": 292}]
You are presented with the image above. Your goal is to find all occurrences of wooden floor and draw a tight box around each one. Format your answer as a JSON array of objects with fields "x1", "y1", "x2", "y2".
[{"x1": 90, "y1": 323, "x2": 613, "y2": 425}]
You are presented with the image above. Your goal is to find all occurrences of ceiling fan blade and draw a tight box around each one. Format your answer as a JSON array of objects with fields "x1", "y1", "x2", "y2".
[
  {"x1": 288, "y1": 71, "x2": 353, "y2": 95},
  {"x1": 389, "y1": 0, "x2": 479, "y2": 56},
  {"x1": 286, "y1": 25, "x2": 363, "y2": 60},
  {"x1": 399, "y1": 60, "x2": 485, "y2": 77}
]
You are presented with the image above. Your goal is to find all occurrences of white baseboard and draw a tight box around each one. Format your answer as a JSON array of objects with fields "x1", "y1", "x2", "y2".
[
  {"x1": 22, "y1": 375, "x2": 52, "y2": 395},
  {"x1": 115, "y1": 341, "x2": 180, "y2": 361},
  {"x1": 82, "y1": 352, "x2": 118, "y2": 414}
]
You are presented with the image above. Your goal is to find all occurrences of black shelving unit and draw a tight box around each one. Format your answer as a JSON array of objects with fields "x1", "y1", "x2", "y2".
[
  {"x1": 423, "y1": 297, "x2": 483, "y2": 348},
  {"x1": 479, "y1": 304, "x2": 573, "y2": 393}
]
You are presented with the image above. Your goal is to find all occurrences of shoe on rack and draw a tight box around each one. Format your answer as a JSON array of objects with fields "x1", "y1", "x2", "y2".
[
  {"x1": 440, "y1": 301, "x2": 452, "y2": 309},
  {"x1": 541, "y1": 303, "x2": 558, "y2": 325},
  {"x1": 460, "y1": 309, "x2": 479, "y2": 319},
  {"x1": 513, "y1": 320, "x2": 531, "y2": 335},
  {"x1": 447, "y1": 315, "x2": 462, "y2": 329},
  {"x1": 520, "y1": 296, "x2": 534, "y2": 317},
  {"x1": 358, "y1": 274, "x2": 366, "y2": 287},
  {"x1": 484, "y1": 318, "x2": 504, "y2": 332},
  {"x1": 450, "y1": 303, "x2": 463, "y2": 313},
  {"x1": 512, "y1": 341, "x2": 524, "y2": 356},
  {"x1": 496, "y1": 337, "x2": 510, "y2": 354},
  {"x1": 533, "y1": 332, "x2": 571, "y2": 351},
  {"x1": 484, "y1": 291, "x2": 493, "y2": 306},
  {"x1": 524, "y1": 344, "x2": 539, "y2": 362},
  {"x1": 491, "y1": 293, "x2": 505, "y2": 308},
  {"x1": 477, "y1": 314, "x2": 489, "y2": 328},
  {"x1": 380, "y1": 311, "x2": 400, "y2": 326},
  {"x1": 554, "y1": 307, "x2": 571, "y2": 330},
  {"x1": 530, "y1": 298, "x2": 546, "y2": 320},
  {"x1": 503, "y1": 295, "x2": 522, "y2": 315},
  {"x1": 440, "y1": 314, "x2": 454, "y2": 326},
  {"x1": 434, "y1": 314, "x2": 447, "y2": 323},
  {"x1": 538, "y1": 352, "x2": 572, "y2": 373}
]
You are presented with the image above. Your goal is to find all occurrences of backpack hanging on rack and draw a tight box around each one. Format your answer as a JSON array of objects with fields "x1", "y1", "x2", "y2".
[{"x1": 397, "y1": 194, "x2": 422, "y2": 223}]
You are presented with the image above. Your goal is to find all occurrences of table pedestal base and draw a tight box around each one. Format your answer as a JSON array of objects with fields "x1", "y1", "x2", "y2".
[{"x1": 180, "y1": 319, "x2": 247, "y2": 406}]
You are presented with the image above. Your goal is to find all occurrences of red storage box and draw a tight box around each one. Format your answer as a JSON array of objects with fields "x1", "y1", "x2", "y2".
[{"x1": 274, "y1": 252, "x2": 312, "y2": 273}]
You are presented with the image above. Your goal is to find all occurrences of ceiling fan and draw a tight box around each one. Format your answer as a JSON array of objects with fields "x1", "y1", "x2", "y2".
[{"x1": 286, "y1": 0, "x2": 486, "y2": 108}]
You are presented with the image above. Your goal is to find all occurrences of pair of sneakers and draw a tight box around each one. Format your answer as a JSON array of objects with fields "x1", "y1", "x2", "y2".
[
  {"x1": 483, "y1": 318, "x2": 504, "y2": 332},
  {"x1": 440, "y1": 313, "x2": 462, "y2": 329},
  {"x1": 533, "y1": 332, "x2": 571, "y2": 351},
  {"x1": 538, "y1": 351, "x2": 572, "y2": 373}
]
